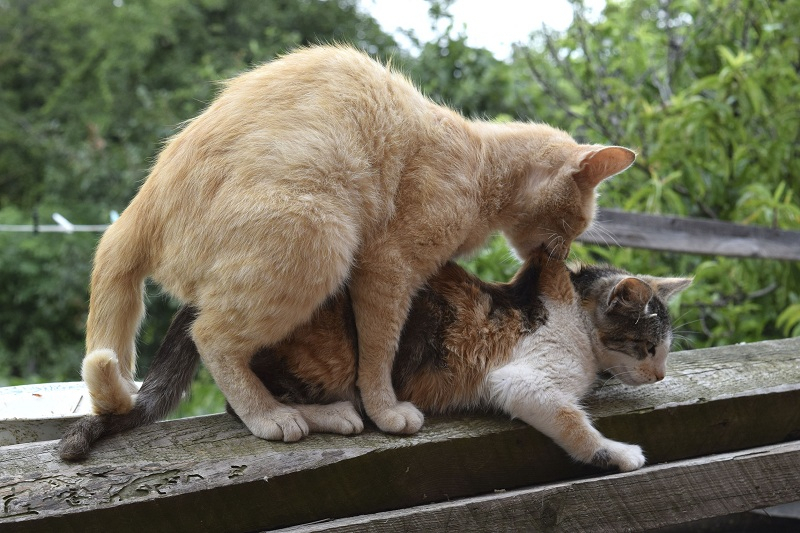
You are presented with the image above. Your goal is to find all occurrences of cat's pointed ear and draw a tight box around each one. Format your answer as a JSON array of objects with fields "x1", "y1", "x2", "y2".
[
  {"x1": 650, "y1": 277, "x2": 693, "y2": 301},
  {"x1": 607, "y1": 277, "x2": 653, "y2": 313},
  {"x1": 574, "y1": 146, "x2": 636, "y2": 189}
]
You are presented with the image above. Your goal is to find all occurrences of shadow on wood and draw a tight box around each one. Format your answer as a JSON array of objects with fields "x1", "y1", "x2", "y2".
[{"x1": 276, "y1": 441, "x2": 800, "y2": 532}]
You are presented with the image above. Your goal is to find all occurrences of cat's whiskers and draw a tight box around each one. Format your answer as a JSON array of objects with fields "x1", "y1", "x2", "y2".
[
  {"x1": 671, "y1": 332, "x2": 691, "y2": 343},
  {"x1": 590, "y1": 223, "x2": 622, "y2": 248},
  {"x1": 671, "y1": 316, "x2": 702, "y2": 350},
  {"x1": 670, "y1": 332, "x2": 695, "y2": 350},
  {"x1": 673, "y1": 310, "x2": 696, "y2": 326},
  {"x1": 541, "y1": 231, "x2": 565, "y2": 261},
  {"x1": 671, "y1": 339, "x2": 689, "y2": 350},
  {"x1": 500, "y1": 247, "x2": 522, "y2": 269},
  {"x1": 674, "y1": 318, "x2": 702, "y2": 330},
  {"x1": 605, "y1": 370, "x2": 641, "y2": 388},
  {"x1": 597, "y1": 365, "x2": 634, "y2": 388},
  {"x1": 543, "y1": 230, "x2": 560, "y2": 248}
]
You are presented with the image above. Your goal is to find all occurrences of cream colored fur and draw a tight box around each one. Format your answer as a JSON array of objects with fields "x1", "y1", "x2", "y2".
[
  {"x1": 82, "y1": 349, "x2": 139, "y2": 414},
  {"x1": 82, "y1": 45, "x2": 635, "y2": 439}
]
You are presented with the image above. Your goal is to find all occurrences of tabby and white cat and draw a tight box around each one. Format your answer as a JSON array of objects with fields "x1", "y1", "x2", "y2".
[
  {"x1": 62, "y1": 247, "x2": 690, "y2": 470},
  {"x1": 81, "y1": 45, "x2": 635, "y2": 442}
]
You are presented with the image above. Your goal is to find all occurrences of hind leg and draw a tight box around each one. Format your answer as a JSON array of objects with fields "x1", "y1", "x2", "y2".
[
  {"x1": 292, "y1": 402, "x2": 364, "y2": 435},
  {"x1": 192, "y1": 206, "x2": 360, "y2": 441},
  {"x1": 193, "y1": 265, "x2": 352, "y2": 442},
  {"x1": 193, "y1": 311, "x2": 310, "y2": 441}
]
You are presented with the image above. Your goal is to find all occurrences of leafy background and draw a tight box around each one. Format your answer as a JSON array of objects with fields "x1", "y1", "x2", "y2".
[{"x1": 1, "y1": 0, "x2": 798, "y2": 416}]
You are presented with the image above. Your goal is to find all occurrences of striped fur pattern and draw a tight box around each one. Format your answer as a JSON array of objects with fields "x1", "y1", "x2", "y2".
[{"x1": 61, "y1": 248, "x2": 690, "y2": 471}]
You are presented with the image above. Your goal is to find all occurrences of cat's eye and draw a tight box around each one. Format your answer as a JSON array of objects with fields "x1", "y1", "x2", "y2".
[{"x1": 646, "y1": 343, "x2": 656, "y2": 357}]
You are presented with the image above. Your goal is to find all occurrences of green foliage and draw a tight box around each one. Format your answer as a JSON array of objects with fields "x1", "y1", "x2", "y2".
[
  {"x1": 2, "y1": 0, "x2": 799, "y2": 417},
  {"x1": 0, "y1": 207, "x2": 94, "y2": 379},
  {"x1": 0, "y1": 0, "x2": 399, "y2": 211},
  {"x1": 514, "y1": 0, "x2": 800, "y2": 220},
  {"x1": 0, "y1": 204, "x2": 180, "y2": 381},
  {"x1": 777, "y1": 303, "x2": 800, "y2": 338},
  {"x1": 0, "y1": 0, "x2": 398, "y2": 387},
  {"x1": 458, "y1": 234, "x2": 521, "y2": 282},
  {"x1": 170, "y1": 367, "x2": 226, "y2": 419},
  {"x1": 506, "y1": 0, "x2": 800, "y2": 348}
]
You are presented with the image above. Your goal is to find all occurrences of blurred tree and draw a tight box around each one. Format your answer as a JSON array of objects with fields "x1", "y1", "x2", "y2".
[
  {"x1": 397, "y1": 0, "x2": 518, "y2": 118},
  {"x1": 0, "y1": 0, "x2": 399, "y2": 212},
  {"x1": 510, "y1": 0, "x2": 800, "y2": 346},
  {"x1": 0, "y1": 0, "x2": 399, "y2": 384},
  {"x1": 1, "y1": 0, "x2": 798, "y2": 405}
]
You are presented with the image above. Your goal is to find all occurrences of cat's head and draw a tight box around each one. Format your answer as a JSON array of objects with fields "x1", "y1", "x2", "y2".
[
  {"x1": 571, "y1": 265, "x2": 692, "y2": 386},
  {"x1": 504, "y1": 144, "x2": 635, "y2": 261}
]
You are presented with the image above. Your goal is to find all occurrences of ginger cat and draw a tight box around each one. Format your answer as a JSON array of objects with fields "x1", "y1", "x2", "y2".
[
  {"x1": 61, "y1": 248, "x2": 691, "y2": 469},
  {"x1": 81, "y1": 45, "x2": 635, "y2": 441}
]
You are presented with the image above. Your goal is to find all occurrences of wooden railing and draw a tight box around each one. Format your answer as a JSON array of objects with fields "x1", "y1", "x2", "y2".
[
  {"x1": 2, "y1": 339, "x2": 798, "y2": 531},
  {"x1": 581, "y1": 209, "x2": 800, "y2": 261}
]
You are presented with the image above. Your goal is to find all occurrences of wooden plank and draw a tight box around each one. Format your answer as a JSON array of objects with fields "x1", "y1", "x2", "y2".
[
  {"x1": 579, "y1": 209, "x2": 800, "y2": 260},
  {"x1": 276, "y1": 441, "x2": 800, "y2": 532},
  {"x1": 0, "y1": 382, "x2": 94, "y2": 446},
  {"x1": 0, "y1": 382, "x2": 144, "y2": 446},
  {"x1": 1, "y1": 338, "x2": 798, "y2": 533}
]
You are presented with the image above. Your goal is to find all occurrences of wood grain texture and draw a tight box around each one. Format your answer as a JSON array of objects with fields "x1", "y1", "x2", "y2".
[
  {"x1": 277, "y1": 441, "x2": 800, "y2": 533},
  {"x1": 579, "y1": 209, "x2": 800, "y2": 260},
  {"x1": 1, "y1": 338, "x2": 798, "y2": 532}
]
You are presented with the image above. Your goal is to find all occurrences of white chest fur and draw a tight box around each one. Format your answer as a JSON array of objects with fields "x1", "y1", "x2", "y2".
[{"x1": 482, "y1": 297, "x2": 647, "y2": 472}]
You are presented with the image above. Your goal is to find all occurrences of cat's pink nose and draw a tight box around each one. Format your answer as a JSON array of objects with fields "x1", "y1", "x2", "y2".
[{"x1": 654, "y1": 369, "x2": 665, "y2": 381}]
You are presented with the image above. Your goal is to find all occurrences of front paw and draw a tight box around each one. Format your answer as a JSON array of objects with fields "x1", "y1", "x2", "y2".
[
  {"x1": 591, "y1": 440, "x2": 646, "y2": 472},
  {"x1": 241, "y1": 405, "x2": 309, "y2": 443},
  {"x1": 370, "y1": 401, "x2": 424, "y2": 435}
]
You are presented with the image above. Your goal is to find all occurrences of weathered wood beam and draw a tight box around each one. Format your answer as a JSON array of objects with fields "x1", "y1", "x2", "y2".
[
  {"x1": 275, "y1": 441, "x2": 800, "y2": 533},
  {"x1": 579, "y1": 209, "x2": 800, "y2": 260},
  {"x1": 1, "y1": 338, "x2": 799, "y2": 532}
]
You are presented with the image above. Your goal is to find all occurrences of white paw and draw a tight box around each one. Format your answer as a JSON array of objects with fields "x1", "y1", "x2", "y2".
[
  {"x1": 593, "y1": 440, "x2": 646, "y2": 472},
  {"x1": 243, "y1": 406, "x2": 309, "y2": 443},
  {"x1": 300, "y1": 401, "x2": 364, "y2": 435},
  {"x1": 370, "y1": 401, "x2": 424, "y2": 435}
]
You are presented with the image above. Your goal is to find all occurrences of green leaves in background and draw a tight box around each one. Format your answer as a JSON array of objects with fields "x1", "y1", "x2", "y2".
[{"x1": 1, "y1": 1, "x2": 798, "y2": 408}]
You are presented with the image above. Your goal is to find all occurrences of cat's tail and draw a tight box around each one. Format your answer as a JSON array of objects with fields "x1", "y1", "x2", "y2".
[
  {"x1": 60, "y1": 306, "x2": 201, "y2": 461},
  {"x1": 82, "y1": 204, "x2": 156, "y2": 415}
]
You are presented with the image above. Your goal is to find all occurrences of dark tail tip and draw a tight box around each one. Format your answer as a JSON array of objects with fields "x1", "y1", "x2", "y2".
[
  {"x1": 58, "y1": 416, "x2": 105, "y2": 461},
  {"x1": 58, "y1": 305, "x2": 203, "y2": 461}
]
